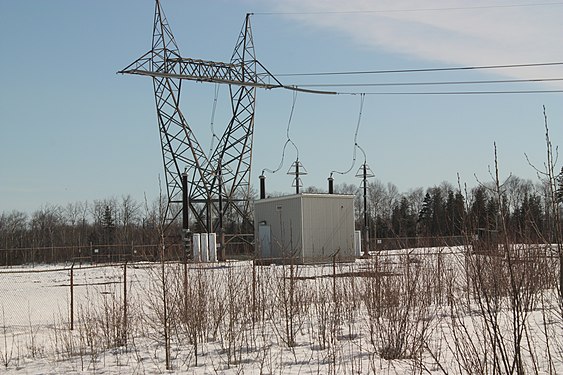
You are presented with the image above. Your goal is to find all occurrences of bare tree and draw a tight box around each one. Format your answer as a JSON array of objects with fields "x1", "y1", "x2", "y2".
[
  {"x1": 526, "y1": 106, "x2": 563, "y2": 303},
  {"x1": 118, "y1": 195, "x2": 140, "y2": 244}
]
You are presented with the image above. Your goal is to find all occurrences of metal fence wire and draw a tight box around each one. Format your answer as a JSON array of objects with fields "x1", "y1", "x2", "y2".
[{"x1": 1, "y1": 243, "x2": 560, "y2": 373}]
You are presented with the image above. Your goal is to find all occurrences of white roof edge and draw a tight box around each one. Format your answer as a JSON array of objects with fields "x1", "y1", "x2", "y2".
[{"x1": 254, "y1": 193, "x2": 355, "y2": 204}]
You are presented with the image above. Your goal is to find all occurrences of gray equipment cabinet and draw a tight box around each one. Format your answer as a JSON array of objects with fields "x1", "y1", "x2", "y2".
[{"x1": 254, "y1": 193, "x2": 356, "y2": 264}]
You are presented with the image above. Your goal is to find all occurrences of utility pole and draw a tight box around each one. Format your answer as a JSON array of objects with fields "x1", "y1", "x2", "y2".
[
  {"x1": 217, "y1": 161, "x2": 225, "y2": 261},
  {"x1": 181, "y1": 171, "x2": 191, "y2": 260},
  {"x1": 356, "y1": 162, "x2": 374, "y2": 257},
  {"x1": 288, "y1": 159, "x2": 308, "y2": 194}
]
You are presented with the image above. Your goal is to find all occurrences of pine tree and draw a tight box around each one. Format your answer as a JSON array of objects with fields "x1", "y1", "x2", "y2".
[
  {"x1": 418, "y1": 192, "x2": 433, "y2": 236},
  {"x1": 102, "y1": 205, "x2": 115, "y2": 245},
  {"x1": 391, "y1": 197, "x2": 417, "y2": 237},
  {"x1": 470, "y1": 186, "x2": 488, "y2": 232},
  {"x1": 446, "y1": 190, "x2": 466, "y2": 236},
  {"x1": 430, "y1": 188, "x2": 445, "y2": 236}
]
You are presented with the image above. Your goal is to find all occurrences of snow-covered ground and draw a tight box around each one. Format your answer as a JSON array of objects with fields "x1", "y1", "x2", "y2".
[{"x1": 1, "y1": 246, "x2": 562, "y2": 374}]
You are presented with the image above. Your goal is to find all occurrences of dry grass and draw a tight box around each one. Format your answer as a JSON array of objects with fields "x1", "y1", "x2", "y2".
[{"x1": 1, "y1": 245, "x2": 562, "y2": 374}]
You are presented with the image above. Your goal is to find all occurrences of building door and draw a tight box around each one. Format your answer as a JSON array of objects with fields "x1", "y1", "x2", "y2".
[{"x1": 259, "y1": 224, "x2": 271, "y2": 259}]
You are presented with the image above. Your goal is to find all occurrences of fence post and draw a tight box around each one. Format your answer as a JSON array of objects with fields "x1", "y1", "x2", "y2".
[
  {"x1": 183, "y1": 257, "x2": 188, "y2": 322},
  {"x1": 70, "y1": 263, "x2": 74, "y2": 330},
  {"x1": 123, "y1": 261, "x2": 128, "y2": 346},
  {"x1": 252, "y1": 258, "x2": 257, "y2": 324},
  {"x1": 332, "y1": 252, "x2": 337, "y2": 304}
]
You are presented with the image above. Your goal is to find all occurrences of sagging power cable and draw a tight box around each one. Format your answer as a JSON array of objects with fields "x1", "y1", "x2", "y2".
[
  {"x1": 262, "y1": 90, "x2": 300, "y2": 174},
  {"x1": 331, "y1": 93, "x2": 365, "y2": 177},
  {"x1": 208, "y1": 83, "x2": 221, "y2": 156}
]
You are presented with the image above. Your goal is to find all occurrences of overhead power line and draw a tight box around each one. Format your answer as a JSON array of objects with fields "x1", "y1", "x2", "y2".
[
  {"x1": 253, "y1": 2, "x2": 563, "y2": 15},
  {"x1": 295, "y1": 77, "x2": 563, "y2": 88},
  {"x1": 277, "y1": 66, "x2": 563, "y2": 95},
  {"x1": 341, "y1": 89, "x2": 563, "y2": 96},
  {"x1": 275, "y1": 62, "x2": 563, "y2": 78}
]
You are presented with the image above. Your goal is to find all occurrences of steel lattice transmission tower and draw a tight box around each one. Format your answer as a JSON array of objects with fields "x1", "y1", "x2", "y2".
[{"x1": 119, "y1": 0, "x2": 286, "y2": 244}]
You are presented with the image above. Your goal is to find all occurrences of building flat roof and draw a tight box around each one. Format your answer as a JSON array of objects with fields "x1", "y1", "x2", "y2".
[{"x1": 254, "y1": 193, "x2": 355, "y2": 205}]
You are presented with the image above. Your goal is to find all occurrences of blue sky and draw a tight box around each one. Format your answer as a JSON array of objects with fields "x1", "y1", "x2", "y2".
[{"x1": 2, "y1": 0, "x2": 563, "y2": 213}]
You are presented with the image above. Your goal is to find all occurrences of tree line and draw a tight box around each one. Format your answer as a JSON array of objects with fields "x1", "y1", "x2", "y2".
[
  {"x1": 0, "y1": 195, "x2": 164, "y2": 253},
  {"x1": 328, "y1": 174, "x2": 554, "y2": 244},
  {"x1": 0, "y1": 174, "x2": 559, "y2": 257}
]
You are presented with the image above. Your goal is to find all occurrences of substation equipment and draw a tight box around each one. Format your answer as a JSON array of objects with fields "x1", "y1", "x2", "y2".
[
  {"x1": 120, "y1": 1, "x2": 368, "y2": 262},
  {"x1": 119, "y1": 0, "x2": 314, "y2": 259},
  {"x1": 254, "y1": 192, "x2": 358, "y2": 264}
]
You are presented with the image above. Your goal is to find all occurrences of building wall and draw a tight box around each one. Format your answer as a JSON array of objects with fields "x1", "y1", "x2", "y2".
[
  {"x1": 301, "y1": 195, "x2": 355, "y2": 263},
  {"x1": 254, "y1": 195, "x2": 303, "y2": 261}
]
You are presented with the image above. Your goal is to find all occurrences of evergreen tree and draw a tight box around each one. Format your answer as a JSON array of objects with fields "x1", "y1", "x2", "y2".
[
  {"x1": 469, "y1": 186, "x2": 488, "y2": 232},
  {"x1": 102, "y1": 205, "x2": 115, "y2": 245},
  {"x1": 418, "y1": 192, "x2": 433, "y2": 236},
  {"x1": 516, "y1": 192, "x2": 544, "y2": 242},
  {"x1": 430, "y1": 187, "x2": 445, "y2": 236},
  {"x1": 485, "y1": 197, "x2": 499, "y2": 231},
  {"x1": 452, "y1": 191, "x2": 466, "y2": 235},
  {"x1": 391, "y1": 196, "x2": 417, "y2": 237},
  {"x1": 445, "y1": 190, "x2": 466, "y2": 236}
]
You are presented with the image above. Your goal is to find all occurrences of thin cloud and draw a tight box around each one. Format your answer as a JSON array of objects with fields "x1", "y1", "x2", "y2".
[{"x1": 256, "y1": 0, "x2": 563, "y2": 87}]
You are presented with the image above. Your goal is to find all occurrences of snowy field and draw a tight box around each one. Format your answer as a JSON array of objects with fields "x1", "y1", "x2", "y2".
[{"x1": 1, "y1": 246, "x2": 562, "y2": 374}]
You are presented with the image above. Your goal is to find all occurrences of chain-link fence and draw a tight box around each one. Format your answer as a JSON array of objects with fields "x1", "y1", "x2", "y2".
[{"x1": 1, "y1": 244, "x2": 561, "y2": 373}]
